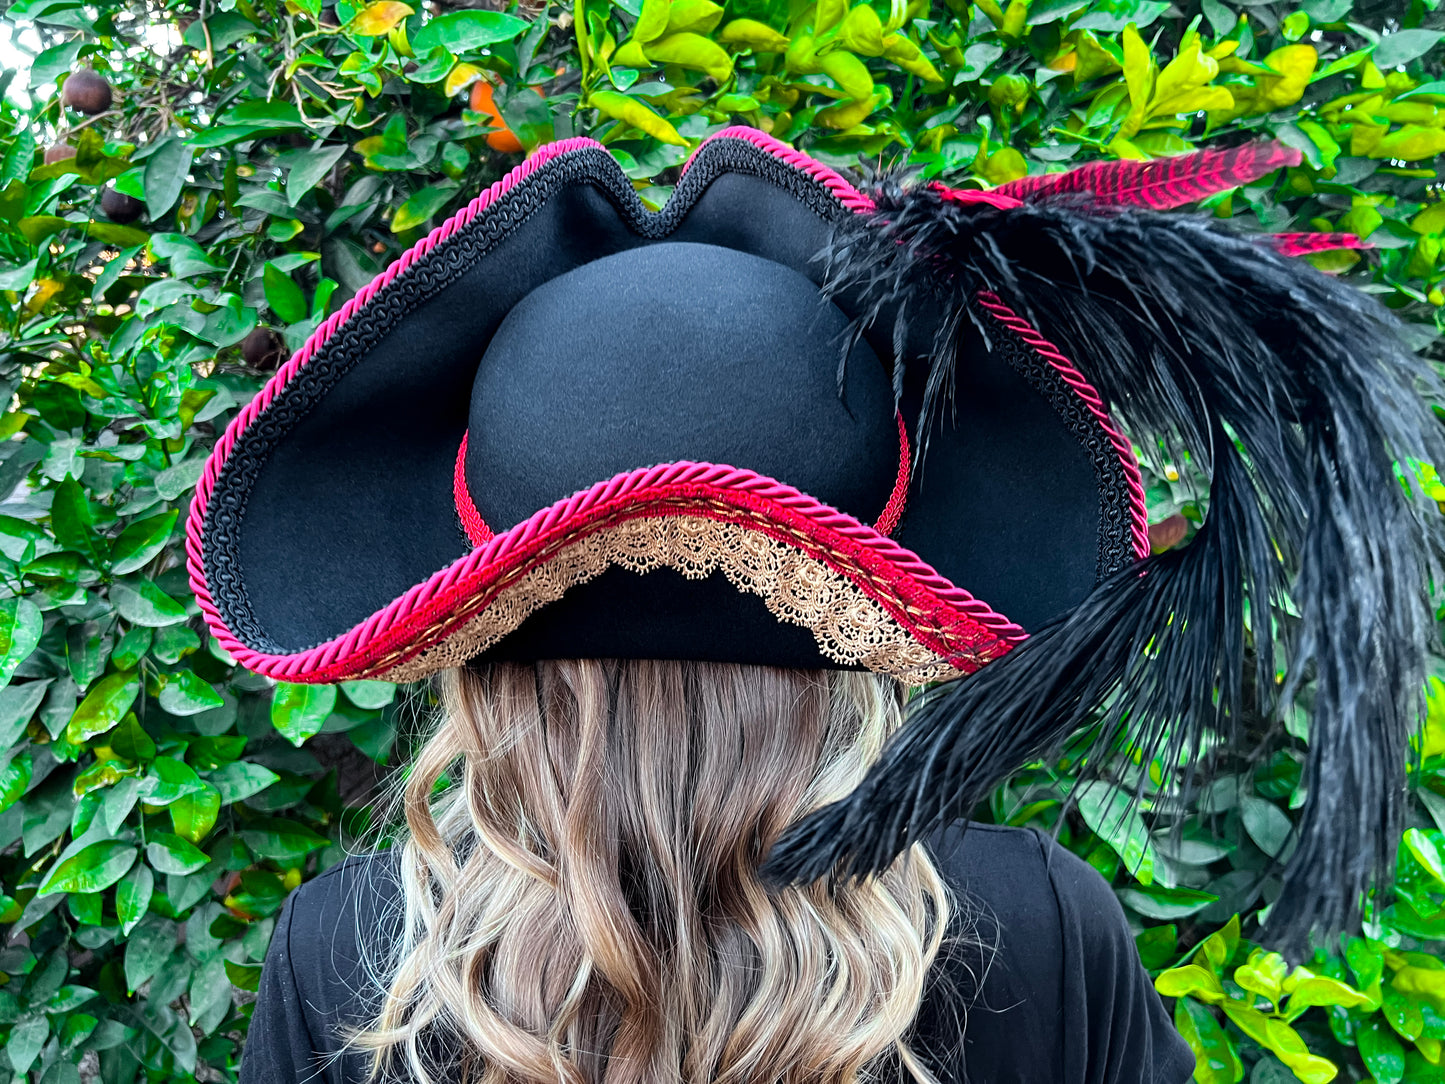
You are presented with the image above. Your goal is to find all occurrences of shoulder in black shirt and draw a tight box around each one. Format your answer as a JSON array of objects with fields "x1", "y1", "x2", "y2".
[{"x1": 240, "y1": 822, "x2": 1195, "y2": 1084}]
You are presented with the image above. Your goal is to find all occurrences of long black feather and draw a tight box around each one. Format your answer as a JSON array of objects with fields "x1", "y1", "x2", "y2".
[{"x1": 759, "y1": 179, "x2": 1445, "y2": 957}]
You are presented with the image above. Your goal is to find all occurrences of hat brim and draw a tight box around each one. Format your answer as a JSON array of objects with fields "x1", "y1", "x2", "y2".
[{"x1": 187, "y1": 128, "x2": 1145, "y2": 684}]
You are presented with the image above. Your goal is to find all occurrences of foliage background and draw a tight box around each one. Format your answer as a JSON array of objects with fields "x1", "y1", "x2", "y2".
[{"x1": 0, "y1": 0, "x2": 1443, "y2": 1080}]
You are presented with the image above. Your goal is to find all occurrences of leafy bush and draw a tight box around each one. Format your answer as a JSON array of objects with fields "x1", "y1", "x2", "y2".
[{"x1": 0, "y1": 0, "x2": 1442, "y2": 1080}]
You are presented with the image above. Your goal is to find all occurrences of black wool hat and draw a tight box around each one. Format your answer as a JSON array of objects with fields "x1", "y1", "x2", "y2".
[{"x1": 189, "y1": 127, "x2": 1445, "y2": 953}]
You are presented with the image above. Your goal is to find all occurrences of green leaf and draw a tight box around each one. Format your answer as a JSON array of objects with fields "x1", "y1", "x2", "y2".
[
  {"x1": 412, "y1": 10, "x2": 529, "y2": 53},
  {"x1": 138, "y1": 758, "x2": 206, "y2": 806},
  {"x1": 38, "y1": 841, "x2": 137, "y2": 896},
  {"x1": 1358, "y1": 1018, "x2": 1405, "y2": 1084},
  {"x1": 50, "y1": 476, "x2": 99, "y2": 563},
  {"x1": 143, "y1": 138, "x2": 196, "y2": 220},
  {"x1": 66, "y1": 670, "x2": 140, "y2": 743},
  {"x1": 6, "y1": 1015, "x2": 47, "y2": 1075},
  {"x1": 1076, "y1": 783, "x2": 1155, "y2": 884},
  {"x1": 341, "y1": 680, "x2": 397, "y2": 709},
  {"x1": 0, "y1": 597, "x2": 43, "y2": 691},
  {"x1": 156, "y1": 670, "x2": 225, "y2": 716},
  {"x1": 168, "y1": 782, "x2": 220, "y2": 843},
  {"x1": 66, "y1": 622, "x2": 110, "y2": 692},
  {"x1": 1155, "y1": 964, "x2": 1225, "y2": 1003},
  {"x1": 110, "y1": 510, "x2": 178, "y2": 575},
  {"x1": 116, "y1": 862, "x2": 153, "y2": 935},
  {"x1": 1119, "y1": 884, "x2": 1217, "y2": 919},
  {"x1": 287, "y1": 142, "x2": 348, "y2": 206},
  {"x1": 263, "y1": 262, "x2": 308, "y2": 324},
  {"x1": 0, "y1": 749, "x2": 32, "y2": 814},
  {"x1": 1174, "y1": 997, "x2": 1241, "y2": 1084},
  {"x1": 144, "y1": 831, "x2": 209, "y2": 875},
  {"x1": 391, "y1": 182, "x2": 457, "y2": 233},
  {"x1": 123, "y1": 918, "x2": 176, "y2": 993},
  {"x1": 239, "y1": 816, "x2": 330, "y2": 862},
  {"x1": 1241, "y1": 796, "x2": 1293, "y2": 858},
  {"x1": 108, "y1": 714, "x2": 156, "y2": 762},
  {"x1": 208, "y1": 761, "x2": 279, "y2": 804},
  {"x1": 1406, "y1": 828, "x2": 1445, "y2": 886},
  {"x1": 1375, "y1": 30, "x2": 1445, "y2": 70},
  {"x1": 0, "y1": 680, "x2": 49, "y2": 749},
  {"x1": 271, "y1": 682, "x2": 337, "y2": 746},
  {"x1": 110, "y1": 580, "x2": 188, "y2": 627}
]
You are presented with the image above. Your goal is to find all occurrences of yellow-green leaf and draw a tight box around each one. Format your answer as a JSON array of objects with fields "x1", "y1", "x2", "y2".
[
  {"x1": 590, "y1": 90, "x2": 688, "y2": 145},
  {"x1": 444, "y1": 62, "x2": 483, "y2": 97},
  {"x1": 345, "y1": 1, "x2": 414, "y2": 36},
  {"x1": 1369, "y1": 124, "x2": 1445, "y2": 160},
  {"x1": 836, "y1": 4, "x2": 885, "y2": 55},
  {"x1": 1155, "y1": 964, "x2": 1226, "y2": 1004},
  {"x1": 665, "y1": 0, "x2": 724, "y2": 36},
  {"x1": 643, "y1": 32, "x2": 733, "y2": 82},
  {"x1": 819, "y1": 50, "x2": 874, "y2": 101},
  {"x1": 717, "y1": 18, "x2": 789, "y2": 52},
  {"x1": 882, "y1": 33, "x2": 942, "y2": 83},
  {"x1": 632, "y1": 0, "x2": 672, "y2": 44},
  {"x1": 1236, "y1": 950, "x2": 1289, "y2": 1006},
  {"x1": 168, "y1": 782, "x2": 221, "y2": 844}
]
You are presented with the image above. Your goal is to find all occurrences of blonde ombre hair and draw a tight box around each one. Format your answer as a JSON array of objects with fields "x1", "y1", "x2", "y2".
[{"x1": 348, "y1": 659, "x2": 957, "y2": 1084}]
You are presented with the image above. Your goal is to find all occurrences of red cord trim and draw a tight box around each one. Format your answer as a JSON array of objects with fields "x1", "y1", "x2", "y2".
[
  {"x1": 974, "y1": 292, "x2": 1150, "y2": 561},
  {"x1": 193, "y1": 461, "x2": 1025, "y2": 684},
  {"x1": 453, "y1": 432, "x2": 493, "y2": 546},
  {"x1": 875, "y1": 412, "x2": 910, "y2": 536}
]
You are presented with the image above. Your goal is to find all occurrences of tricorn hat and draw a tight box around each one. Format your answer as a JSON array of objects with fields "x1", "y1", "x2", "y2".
[{"x1": 189, "y1": 127, "x2": 1444, "y2": 952}]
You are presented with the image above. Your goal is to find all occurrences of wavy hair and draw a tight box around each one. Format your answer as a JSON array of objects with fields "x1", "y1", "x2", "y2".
[{"x1": 347, "y1": 659, "x2": 958, "y2": 1084}]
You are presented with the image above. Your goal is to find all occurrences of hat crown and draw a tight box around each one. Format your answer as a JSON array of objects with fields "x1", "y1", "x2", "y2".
[{"x1": 464, "y1": 241, "x2": 899, "y2": 535}]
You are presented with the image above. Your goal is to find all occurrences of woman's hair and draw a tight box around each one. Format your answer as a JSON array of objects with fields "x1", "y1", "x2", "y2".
[{"x1": 347, "y1": 659, "x2": 957, "y2": 1084}]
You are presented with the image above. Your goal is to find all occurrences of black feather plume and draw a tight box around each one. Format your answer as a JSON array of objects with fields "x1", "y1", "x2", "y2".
[{"x1": 759, "y1": 179, "x2": 1445, "y2": 957}]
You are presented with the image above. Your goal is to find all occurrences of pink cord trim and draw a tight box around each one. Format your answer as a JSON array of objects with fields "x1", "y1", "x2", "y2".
[
  {"x1": 684, "y1": 126, "x2": 876, "y2": 213},
  {"x1": 193, "y1": 461, "x2": 1026, "y2": 683},
  {"x1": 975, "y1": 291, "x2": 1150, "y2": 562},
  {"x1": 929, "y1": 181, "x2": 1024, "y2": 210},
  {"x1": 454, "y1": 432, "x2": 493, "y2": 546}
]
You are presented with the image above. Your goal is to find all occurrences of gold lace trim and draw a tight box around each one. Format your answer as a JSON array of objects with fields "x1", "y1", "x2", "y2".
[{"x1": 375, "y1": 515, "x2": 972, "y2": 684}]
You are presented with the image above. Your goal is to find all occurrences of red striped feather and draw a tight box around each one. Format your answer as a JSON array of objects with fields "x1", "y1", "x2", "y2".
[
  {"x1": 1268, "y1": 232, "x2": 1368, "y2": 256},
  {"x1": 996, "y1": 142, "x2": 1303, "y2": 210}
]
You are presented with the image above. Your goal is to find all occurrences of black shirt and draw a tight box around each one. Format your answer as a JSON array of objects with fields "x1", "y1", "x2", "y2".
[{"x1": 241, "y1": 822, "x2": 1195, "y2": 1084}]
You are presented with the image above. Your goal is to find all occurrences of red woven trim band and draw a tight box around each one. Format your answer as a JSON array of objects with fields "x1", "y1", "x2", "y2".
[
  {"x1": 974, "y1": 291, "x2": 1150, "y2": 561},
  {"x1": 453, "y1": 409, "x2": 911, "y2": 549},
  {"x1": 876, "y1": 412, "x2": 910, "y2": 536},
  {"x1": 454, "y1": 432, "x2": 494, "y2": 546}
]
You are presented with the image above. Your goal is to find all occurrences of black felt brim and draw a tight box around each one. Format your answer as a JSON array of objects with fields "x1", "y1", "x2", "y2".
[{"x1": 188, "y1": 130, "x2": 1132, "y2": 684}]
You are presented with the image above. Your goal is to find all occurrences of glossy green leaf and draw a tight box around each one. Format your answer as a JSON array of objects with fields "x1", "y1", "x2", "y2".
[
  {"x1": 38, "y1": 841, "x2": 137, "y2": 896},
  {"x1": 271, "y1": 682, "x2": 337, "y2": 746},
  {"x1": 263, "y1": 262, "x2": 308, "y2": 324},
  {"x1": 110, "y1": 510, "x2": 177, "y2": 575},
  {"x1": 110, "y1": 580, "x2": 188, "y2": 627},
  {"x1": 156, "y1": 670, "x2": 225, "y2": 716},
  {"x1": 0, "y1": 597, "x2": 43, "y2": 691},
  {"x1": 144, "y1": 831, "x2": 209, "y2": 875},
  {"x1": 65, "y1": 670, "x2": 139, "y2": 743},
  {"x1": 412, "y1": 10, "x2": 528, "y2": 53},
  {"x1": 142, "y1": 138, "x2": 195, "y2": 219},
  {"x1": 116, "y1": 862, "x2": 153, "y2": 935}
]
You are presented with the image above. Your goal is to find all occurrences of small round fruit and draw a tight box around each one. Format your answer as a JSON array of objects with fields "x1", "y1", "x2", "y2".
[
  {"x1": 100, "y1": 188, "x2": 144, "y2": 224},
  {"x1": 469, "y1": 80, "x2": 523, "y2": 154},
  {"x1": 43, "y1": 143, "x2": 76, "y2": 165},
  {"x1": 62, "y1": 69, "x2": 113, "y2": 115},
  {"x1": 241, "y1": 328, "x2": 285, "y2": 370}
]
